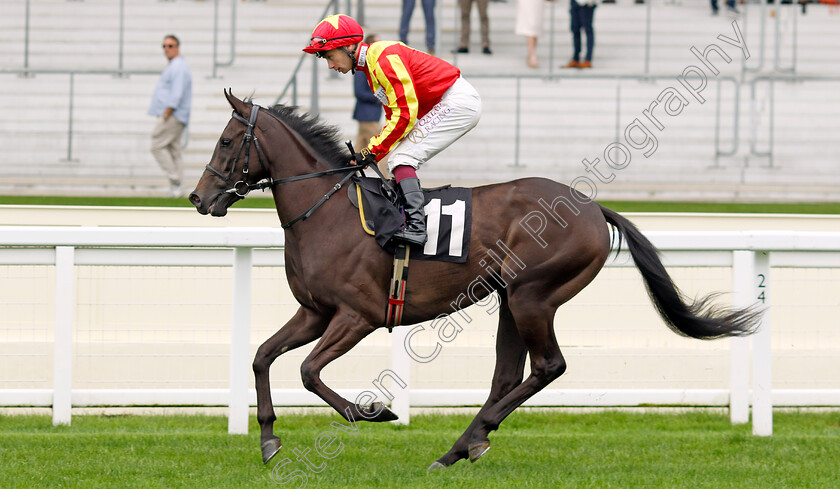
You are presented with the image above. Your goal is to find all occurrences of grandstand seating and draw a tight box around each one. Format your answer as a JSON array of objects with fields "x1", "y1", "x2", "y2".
[{"x1": 0, "y1": 0, "x2": 838, "y2": 201}]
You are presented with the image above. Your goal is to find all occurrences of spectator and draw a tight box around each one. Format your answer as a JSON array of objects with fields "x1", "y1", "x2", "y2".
[
  {"x1": 516, "y1": 0, "x2": 552, "y2": 68},
  {"x1": 148, "y1": 34, "x2": 192, "y2": 197},
  {"x1": 456, "y1": 0, "x2": 492, "y2": 54},
  {"x1": 562, "y1": 0, "x2": 596, "y2": 69},
  {"x1": 710, "y1": 0, "x2": 738, "y2": 15},
  {"x1": 353, "y1": 34, "x2": 386, "y2": 173},
  {"x1": 399, "y1": 0, "x2": 437, "y2": 54}
]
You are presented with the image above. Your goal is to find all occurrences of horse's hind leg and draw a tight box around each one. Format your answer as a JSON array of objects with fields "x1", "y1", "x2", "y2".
[
  {"x1": 468, "y1": 296, "x2": 567, "y2": 455},
  {"x1": 431, "y1": 292, "x2": 528, "y2": 468},
  {"x1": 253, "y1": 306, "x2": 330, "y2": 464},
  {"x1": 442, "y1": 292, "x2": 566, "y2": 466}
]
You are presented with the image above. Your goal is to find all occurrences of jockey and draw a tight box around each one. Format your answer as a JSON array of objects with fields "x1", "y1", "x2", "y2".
[{"x1": 303, "y1": 14, "x2": 482, "y2": 246}]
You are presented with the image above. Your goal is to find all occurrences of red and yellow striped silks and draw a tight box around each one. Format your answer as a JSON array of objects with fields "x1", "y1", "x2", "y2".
[{"x1": 361, "y1": 42, "x2": 460, "y2": 162}]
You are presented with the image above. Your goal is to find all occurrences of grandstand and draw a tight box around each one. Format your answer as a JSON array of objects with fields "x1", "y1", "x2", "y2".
[{"x1": 1, "y1": 0, "x2": 838, "y2": 201}]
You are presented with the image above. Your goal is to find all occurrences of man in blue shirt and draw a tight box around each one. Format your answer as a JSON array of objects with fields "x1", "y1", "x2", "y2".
[{"x1": 148, "y1": 34, "x2": 192, "y2": 197}]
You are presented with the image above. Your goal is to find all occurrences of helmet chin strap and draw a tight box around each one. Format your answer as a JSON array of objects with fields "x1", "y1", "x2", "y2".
[{"x1": 340, "y1": 45, "x2": 358, "y2": 73}]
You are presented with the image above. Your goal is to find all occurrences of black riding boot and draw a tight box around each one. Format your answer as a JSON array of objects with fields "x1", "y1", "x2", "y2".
[{"x1": 393, "y1": 177, "x2": 427, "y2": 246}]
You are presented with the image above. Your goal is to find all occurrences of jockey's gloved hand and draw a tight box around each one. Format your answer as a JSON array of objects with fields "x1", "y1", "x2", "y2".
[{"x1": 352, "y1": 148, "x2": 377, "y2": 166}]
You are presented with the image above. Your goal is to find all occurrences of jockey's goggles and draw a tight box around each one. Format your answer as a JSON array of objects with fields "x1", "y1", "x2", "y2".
[{"x1": 307, "y1": 35, "x2": 361, "y2": 57}]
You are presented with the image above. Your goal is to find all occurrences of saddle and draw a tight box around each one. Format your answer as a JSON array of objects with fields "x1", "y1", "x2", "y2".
[
  {"x1": 346, "y1": 176, "x2": 404, "y2": 249},
  {"x1": 346, "y1": 176, "x2": 472, "y2": 263},
  {"x1": 347, "y1": 174, "x2": 473, "y2": 330}
]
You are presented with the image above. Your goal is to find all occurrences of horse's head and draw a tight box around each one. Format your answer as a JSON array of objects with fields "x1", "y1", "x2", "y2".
[{"x1": 189, "y1": 90, "x2": 272, "y2": 217}]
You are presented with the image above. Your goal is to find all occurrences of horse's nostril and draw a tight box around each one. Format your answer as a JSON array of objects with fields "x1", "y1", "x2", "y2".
[{"x1": 189, "y1": 193, "x2": 201, "y2": 206}]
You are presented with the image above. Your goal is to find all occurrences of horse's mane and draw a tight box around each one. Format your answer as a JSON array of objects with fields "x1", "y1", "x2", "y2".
[{"x1": 245, "y1": 100, "x2": 348, "y2": 168}]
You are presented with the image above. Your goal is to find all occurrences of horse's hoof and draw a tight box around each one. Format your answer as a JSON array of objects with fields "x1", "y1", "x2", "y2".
[
  {"x1": 356, "y1": 402, "x2": 399, "y2": 422},
  {"x1": 468, "y1": 441, "x2": 490, "y2": 463},
  {"x1": 261, "y1": 436, "x2": 283, "y2": 465},
  {"x1": 371, "y1": 402, "x2": 399, "y2": 422},
  {"x1": 427, "y1": 461, "x2": 448, "y2": 470}
]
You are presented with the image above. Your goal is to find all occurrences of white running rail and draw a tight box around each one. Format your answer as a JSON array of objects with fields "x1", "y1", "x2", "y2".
[{"x1": 2, "y1": 227, "x2": 839, "y2": 436}]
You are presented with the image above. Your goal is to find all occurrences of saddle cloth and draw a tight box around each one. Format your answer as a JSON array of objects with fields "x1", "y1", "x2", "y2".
[{"x1": 347, "y1": 176, "x2": 472, "y2": 264}]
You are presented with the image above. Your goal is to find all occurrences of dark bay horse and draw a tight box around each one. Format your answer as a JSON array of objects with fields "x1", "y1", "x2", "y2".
[{"x1": 189, "y1": 91, "x2": 759, "y2": 468}]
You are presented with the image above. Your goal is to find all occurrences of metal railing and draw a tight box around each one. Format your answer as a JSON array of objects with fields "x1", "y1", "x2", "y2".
[
  {"x1": 4, "y1": 69, "x2": 832, "y2": 174},
  {"x1": 742, "y1": 0, "x2": 799, "y2": 76},
  {"x1": 0, "y1": 69, "x2": 159, "y2": 162},
  {"x1": 715, "y1": 77, "x2": 741, "y2": 162},
  {"x1": 13, "y1": 0, "x2": 803, "y2": 83},
  {"x1": 748, "y1": 75, "x2": 840, "y2": 168},
  {"x1": 274, "y1": 0, "x2": 349, "y2": 109},
  {"x1": 7, "y1": 1, "x2": 822, "y2": 174},
  {"x1": 468, "y1": 73, "x2": 740, "y2": 168},
  {"x1": 284, "y1": 1, "x2": 804, "y2": 113},
  {"x1": 742, "y1": 0, "x2": 768, "y2": 74},
  {"x1": 211, "y1": 0, "x2": 237, "y2": 79},
  {"x1": 773, "y1": 1, "x2": 798, "y2": 73},
  {"x1": 8, "y1": 68, "x2": 829, "y2": 173},
  {"x1": 17, "y1": 0, "x2": 238, "y2": 77}
]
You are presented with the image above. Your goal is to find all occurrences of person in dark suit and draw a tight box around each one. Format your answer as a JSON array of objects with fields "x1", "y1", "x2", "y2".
[
  {"x1": 710, "y1": 0, "x2": 738, "y2": 15},
  {"x1": 353, "y1": 34, "x2": 384, "y2": 154},
  {"x1": 562, "y1": 0, "x2": 596, "y2": 69}
]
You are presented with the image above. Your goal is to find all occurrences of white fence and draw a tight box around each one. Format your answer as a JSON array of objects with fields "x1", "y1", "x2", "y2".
[{"x1": 1, "y1": 226, "x2": 840, "y2": 437}]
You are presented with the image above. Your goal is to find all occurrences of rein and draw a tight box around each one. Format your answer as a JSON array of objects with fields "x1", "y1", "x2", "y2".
[
  {"x1": 279, "y1": 166, "x2": 363, "y2": 229},
  {"x1": 206, "y1": 104, "x2": 373, "y2": 229}
]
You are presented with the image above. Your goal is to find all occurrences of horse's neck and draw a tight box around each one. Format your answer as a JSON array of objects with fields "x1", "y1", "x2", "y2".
[
  {"x1": 265, "y1": 126, "x2": 349, "y2": 230},
  {"x1": 267, "y1": 125, "x2": 330, "y2": 180}
]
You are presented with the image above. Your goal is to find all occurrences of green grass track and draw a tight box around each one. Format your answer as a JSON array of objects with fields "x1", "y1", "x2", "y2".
[
  {"x1": 1, "y1": 195, "x2": 839, "y2": 214},
  {"x1": 2, "y1": 410, "x2": 839, "y2": 488}
]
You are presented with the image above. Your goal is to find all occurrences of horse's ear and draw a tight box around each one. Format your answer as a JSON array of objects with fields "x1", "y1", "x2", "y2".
[{"x1": 224, "y1": 89, "x2": 249, "y2": 116}]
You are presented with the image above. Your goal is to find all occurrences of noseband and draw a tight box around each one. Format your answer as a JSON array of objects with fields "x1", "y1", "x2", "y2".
[{"x1": 205, "y1": 104, "x2": 373, "y2": 228}]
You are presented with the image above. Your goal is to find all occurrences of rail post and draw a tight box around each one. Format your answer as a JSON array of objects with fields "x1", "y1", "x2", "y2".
[
  {"x1": 729, "y1": 250, "x2": 753, "y2": 424},
  {"x1": 229, "y1": 247, "x2": 253, "y2": 434},
  {"x1": 53, "y1": 246, "x2": 75, "y2": 426},
  {"x1": 391, "y1": 327, "x2": 411, "y2": 425},
  {"x1": 751, "y1": 251, "x2": 772, "y2": 436}
]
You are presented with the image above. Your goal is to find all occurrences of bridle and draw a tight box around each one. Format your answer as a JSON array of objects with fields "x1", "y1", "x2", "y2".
[
  {"x1": 204, "y1": 106, "x2": 271, "y2": 198},
  {"x1": 204, "y1": 104, "x2": 371, "y2": 229}
]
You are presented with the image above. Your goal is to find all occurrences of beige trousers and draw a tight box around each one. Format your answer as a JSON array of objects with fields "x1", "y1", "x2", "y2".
[
  {"x1": 357, "y1": 121, "x2": 390, "y2": 175},
  {"x1": 459, "y1": 0, "x2": 490, "y2": 48},
  {"x1": 150, "y1": 116, "x2": 185, "y2": 184},
  {"x1": 356, "y1": 121, "x2": 381, "y2": 152}
]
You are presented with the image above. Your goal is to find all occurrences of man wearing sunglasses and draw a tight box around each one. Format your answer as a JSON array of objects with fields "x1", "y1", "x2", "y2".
[
  {"x1": 303, "y1": 15, "x2": 482, "y2": 247},
  {"x1": 148, "y1": 35, "x2": 192, "y2": 198}
]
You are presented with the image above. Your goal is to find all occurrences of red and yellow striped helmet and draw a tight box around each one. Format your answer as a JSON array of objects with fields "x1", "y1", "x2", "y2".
[{"x1": 302, "y1": 15, "x2": 364, "y2": 55}]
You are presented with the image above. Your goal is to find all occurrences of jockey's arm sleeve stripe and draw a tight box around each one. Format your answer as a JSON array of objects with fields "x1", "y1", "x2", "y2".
[{"x1": 367, "y1": 54, "x2": 418, "y2": 159}]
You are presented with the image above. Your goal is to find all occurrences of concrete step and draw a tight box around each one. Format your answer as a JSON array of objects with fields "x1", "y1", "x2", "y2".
[{"x1": 2, "y1": 0, "x2": 839, "y2": 200}]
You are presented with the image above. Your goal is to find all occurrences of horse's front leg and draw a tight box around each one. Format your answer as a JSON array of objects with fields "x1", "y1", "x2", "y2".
[
  {"x1": 300, "y1": 308, "x2": 399, "y2": 423},
  {"x1": 253, "y1": 306, "x2": 330, "y2": 464}
]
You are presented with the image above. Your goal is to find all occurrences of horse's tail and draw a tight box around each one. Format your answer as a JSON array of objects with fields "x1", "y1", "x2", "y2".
[{"x1": 599, "y1": 204, "x2": 760, "y2": 339}]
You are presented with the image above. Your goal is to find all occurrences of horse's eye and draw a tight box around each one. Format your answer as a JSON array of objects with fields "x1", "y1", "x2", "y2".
[{"x1": 221, "y1": 138, "x2": 232, "y2": 147}]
